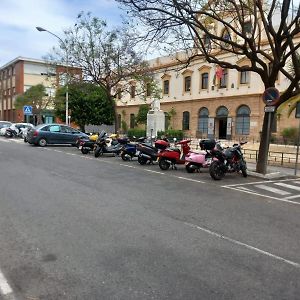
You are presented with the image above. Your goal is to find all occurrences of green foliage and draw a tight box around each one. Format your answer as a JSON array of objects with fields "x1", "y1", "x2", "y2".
[
  {"x1": 281, "y1": 127, "x2": 299, "y2": 144},
  {"x1": 127, "y1": 128, "x2": 146, "y2": 138},
  {"x1": 15, "y1": 84, "x2": 48, "y2": 111},
  {"x1": 157, "y1": 130, "x2": 183, "y2": 140},
  {"x1": 54, "y1": 82, "x2": 114, "y2": 131},
  {"x1": 136, "y1": 104, "x2": 150, "y2": 125},
  {"x1": 121, "y1": 120, "x2": 128, "y2": 132}
]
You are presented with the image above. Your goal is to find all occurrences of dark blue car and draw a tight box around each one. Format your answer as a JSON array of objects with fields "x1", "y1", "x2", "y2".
[{"x1": 27, "y1": 123, "x2": 89, "y2": 147}]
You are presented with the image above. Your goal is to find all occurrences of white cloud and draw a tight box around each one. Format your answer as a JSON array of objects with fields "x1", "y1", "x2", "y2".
[{"x1": 0, "y1": 0, "x2": 123, "y2": 65}]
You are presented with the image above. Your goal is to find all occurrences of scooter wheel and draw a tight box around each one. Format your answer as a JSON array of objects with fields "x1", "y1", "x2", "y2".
[
  {"x1": 159, "y1": 158, "x2": 170, "y2": 170},
  {"x1": 94, "y1": 146, "x2": 102, "y2": 157},
  {"x1": 81, "y1": 148, "x2": 89, "y2": 154},
  {"x1": 138, "y1": 156, "x2": 147, "y2": 165},
  {"x1": 185, "y1": 162, "x2": 196, "y2": 173},
  {"x1": 209, "y1": 161, "x2": 225, "y2": 180},
  {"x1": 241, "y1": 165, "x2": 248, "y2": 177},
  {"x1": 121, "y1": 152, "x2": 130, "y2": 161}
]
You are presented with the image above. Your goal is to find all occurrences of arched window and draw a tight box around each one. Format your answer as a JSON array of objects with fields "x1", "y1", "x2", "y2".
[
  {"x1": 182, "y1": 111, "x2": 190, "y2": 130},
  {"x1": 236, "y1": 105, "x2": 250, "y2": 135},
  {"x1": 198, "y1": 107, "x2": 209, "y2": 134},
  {"x1": 216, "y1": 106, "x2": 229, "y2": 117}
]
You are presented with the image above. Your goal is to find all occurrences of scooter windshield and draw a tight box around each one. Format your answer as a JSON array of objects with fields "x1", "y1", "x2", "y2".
[{"x1": 98, "y1": 130, "x2": 107, "y2": 139}]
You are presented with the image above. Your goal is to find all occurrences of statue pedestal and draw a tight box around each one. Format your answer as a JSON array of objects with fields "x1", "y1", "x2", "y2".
[{"x1": 147, "y1": 110, "x2": 165, "y2": 138}]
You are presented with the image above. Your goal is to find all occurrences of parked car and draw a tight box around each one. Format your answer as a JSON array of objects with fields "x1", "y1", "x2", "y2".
[
  {"x1": 0, "y1": 121, "x2": 12, "y2": 136},
  {"x1": 27, "y1": 124, "x2": 89, "y2": 147}
]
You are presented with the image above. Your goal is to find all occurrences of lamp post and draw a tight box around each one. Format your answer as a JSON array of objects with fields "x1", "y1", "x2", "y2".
[{"x1": 36, "y1": 26, "x2": 69, "y2": 125}]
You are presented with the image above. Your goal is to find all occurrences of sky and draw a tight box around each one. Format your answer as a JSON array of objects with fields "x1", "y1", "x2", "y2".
[{"x1": 0, "y1": 0, "x2": 124, "y2": 66}]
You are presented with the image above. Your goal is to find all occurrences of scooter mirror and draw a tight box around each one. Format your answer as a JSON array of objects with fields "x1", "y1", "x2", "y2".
[{"x1": 173, "y1": 138, "x2": 177, "y2": 142}]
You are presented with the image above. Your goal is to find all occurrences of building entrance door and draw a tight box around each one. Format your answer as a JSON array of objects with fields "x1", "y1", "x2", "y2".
[{"x1": 218, "y1": 117, "x2": 227, "y2": 139}]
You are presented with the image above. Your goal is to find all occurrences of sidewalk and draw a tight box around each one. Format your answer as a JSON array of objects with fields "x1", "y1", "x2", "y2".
[{"x1": 247, "y1": 162, "x2": 300, "y2": 179}]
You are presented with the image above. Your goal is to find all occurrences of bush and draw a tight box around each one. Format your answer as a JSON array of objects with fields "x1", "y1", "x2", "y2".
[
  {"x1": 127, "y1": 128, "x2": 146, "y2": 138},
  {"x1": 121, "y1": 120, "x2": 128, "y2": 133},
  {"x1": 281, "y1": 127, "x2": 299, "y2": 144},
  {"x1": 157, "y1": 130, "x2": 184, "y2": 140}
]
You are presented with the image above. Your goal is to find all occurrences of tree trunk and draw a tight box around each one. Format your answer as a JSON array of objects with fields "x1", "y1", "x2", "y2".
[{"x1": 256, "y1": 111, "x2": 275, "y2": 174}]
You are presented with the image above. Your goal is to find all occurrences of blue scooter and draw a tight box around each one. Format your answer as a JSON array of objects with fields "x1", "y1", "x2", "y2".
[{"x1": 120, "y1": 137, "x2": 146, "y2": 161}]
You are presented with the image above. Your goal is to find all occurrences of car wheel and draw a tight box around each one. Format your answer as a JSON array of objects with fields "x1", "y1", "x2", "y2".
[{"x1": 38, "y1": 138, "x2": 47, "y2": 147}]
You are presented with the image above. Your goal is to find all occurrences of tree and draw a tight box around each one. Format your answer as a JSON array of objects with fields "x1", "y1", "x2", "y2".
[
  {"x1": 55, "y1": 82, "x2": 114, "y2": 131},
  {"x1": 15, "y1": 84, "x2": 52, "y2": 124},
  {"x1": 50, "y1": 12, "x2": 156, "y2": 133},
  {"x1": 135, "y1": 104, "x2": 150, "y2": 128},
  {"x1": 117, "y1": 0, "x2": 300, "y2": 174},
  {"x1": 278, "y1": 53, "x2": 300, "y2": 117}
]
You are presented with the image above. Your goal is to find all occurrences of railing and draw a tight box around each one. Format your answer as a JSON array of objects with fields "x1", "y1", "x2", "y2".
[
  {"x1": 242, "y1": 149, "x2": 297, "y2": 167},
  {"x1": 189, "y1": 139, "x2": 297, "y2": 168}
]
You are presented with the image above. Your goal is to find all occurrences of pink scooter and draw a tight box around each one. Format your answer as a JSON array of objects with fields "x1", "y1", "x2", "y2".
[{"x1": 185, "y1": 139, "x2": 217, "y2": 173}]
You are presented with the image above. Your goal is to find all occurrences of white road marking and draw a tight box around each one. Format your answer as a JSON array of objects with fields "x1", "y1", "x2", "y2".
[
  {"x1": 223, "y1": 178, "x2": 297, "y2": 188},
  {"x1": 255, "y1": 184, "x2": 291, "y2": 195},
  {"x1": 0, "y1": 269, "x2": 14, "y2": 298},
  {"x1": 285, "y1": 194, "x2": 300, "y2": 200},
  {"x1": 175, "y1": 176, "x2": 205, "y2": 184},
  {"x1": 119, "y1": 164, "x2": 136, "y2": 168},
  {"x1": 184, "y1": 222, "x2": 300, "y2": 269},
  {"x1": 237, "y1": 186, "x2": 253, "y2": 192},
  {"x1": 144, "y1": 169, "x2": 165, "y2": 175},
  {"x1": 274, "y1": 182, "x2": 300, "y2": 192},
  {"x1": 223, "y1": 186, "x2": 300, "y2": 205},
  {"x1": 294, "y1": 180, "x2": 300, "y2": 185}
]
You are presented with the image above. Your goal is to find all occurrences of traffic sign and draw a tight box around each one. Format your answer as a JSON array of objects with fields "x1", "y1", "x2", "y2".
[
  {"x1": 296, "y1": 102, "x2": 300, "y2": 118},
  {"x1": 264, "y1": 106, "x2": 276, "y2": 112},
  {"x1": 262, "y1": 87, "x2": 280, "y2": 106},
  {"x1": 23, "y1": 105, "x2": 33, "y2": 115}
]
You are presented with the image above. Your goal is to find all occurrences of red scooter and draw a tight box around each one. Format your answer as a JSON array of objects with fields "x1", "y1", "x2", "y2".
[{"x1": 158, "y1": 139, "x2": 191, "y2": 170}]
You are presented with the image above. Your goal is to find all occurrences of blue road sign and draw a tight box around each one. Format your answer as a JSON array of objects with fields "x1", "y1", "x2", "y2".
[
  {"x1": 23, "y1": 105, "x2": 33, "y2": 115},
  {"x1": 262, "y1": 87, "x2": 280, "y2": 106}
]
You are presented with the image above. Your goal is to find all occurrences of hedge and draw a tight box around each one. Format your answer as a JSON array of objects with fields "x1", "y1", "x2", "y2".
[{"x1": 127, "y1": 129, "x2": 146, "y2": 138}]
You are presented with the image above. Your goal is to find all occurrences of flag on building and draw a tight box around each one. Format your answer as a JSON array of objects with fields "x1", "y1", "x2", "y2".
[{"x1": 215, "y1": 66, "x2": 223, "y2": 79}]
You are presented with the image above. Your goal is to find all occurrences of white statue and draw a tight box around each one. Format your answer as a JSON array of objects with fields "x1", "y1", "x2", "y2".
[{"x1": 151, "y1": 98, "x2": 161, "y2": 111}]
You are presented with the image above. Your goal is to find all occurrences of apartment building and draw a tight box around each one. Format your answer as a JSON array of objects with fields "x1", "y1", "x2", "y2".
[{"x1": 0, "y1": 57, "x2": 81, "y2": 124}]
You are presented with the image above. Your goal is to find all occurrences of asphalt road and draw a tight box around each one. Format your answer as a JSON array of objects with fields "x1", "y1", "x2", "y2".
[{"x1": 0, "y1": 138, "x2": 299, "y2": 300}]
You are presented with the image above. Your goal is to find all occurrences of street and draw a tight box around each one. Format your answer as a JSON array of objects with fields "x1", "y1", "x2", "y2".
[{"x1": 0, "y1": 137, "x2": 299, "y2": 300}]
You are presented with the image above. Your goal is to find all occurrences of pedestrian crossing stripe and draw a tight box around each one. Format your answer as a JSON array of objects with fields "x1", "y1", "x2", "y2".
[{"x1": 223, "y1": 179, "x2": 300, "y2": 205}]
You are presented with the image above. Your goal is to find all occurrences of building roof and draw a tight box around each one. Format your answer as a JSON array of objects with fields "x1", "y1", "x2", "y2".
[{"x1": 0, "y1": 56, "x2": 51, "y2": 70}]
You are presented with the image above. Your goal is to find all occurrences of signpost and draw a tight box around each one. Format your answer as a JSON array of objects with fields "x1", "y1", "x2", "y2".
[
  {"x1": 295, "y1": 102, "x2": 300, "y2": 176},
  {"x1": 23, "y1": 106, "x2": 33, "y2": 123},
  {"x1": 260, "y1": 87, "x2": 280, "y2": 174}
]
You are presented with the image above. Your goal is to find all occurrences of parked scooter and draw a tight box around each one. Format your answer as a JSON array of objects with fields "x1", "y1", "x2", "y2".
[
  {"x1": 94, "y1": 131, "x2": 123, "y2": 157},
  {"x1": 76, "y1": 133, "x2": 99, "y2": 154},
  {"x1": 184, "y1": 139, "x2": 218, "y2": 173},
  {"x1": 120, "y1": 137, "x2": 146, "y2": 161},
  {"x1": 136, "y1": 138, "x2": 170, "y2": 165},
  {"x1": 158, "y1": 139, "x2": 192, "y2": 170},
  {"x1": 209, "y1": 141, "x2": 248, "y2": 180}
]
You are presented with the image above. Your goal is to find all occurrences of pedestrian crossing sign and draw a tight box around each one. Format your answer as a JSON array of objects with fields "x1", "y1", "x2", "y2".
[{"x1": 23, "y1": 105, "x2": 33, "y2": 115}]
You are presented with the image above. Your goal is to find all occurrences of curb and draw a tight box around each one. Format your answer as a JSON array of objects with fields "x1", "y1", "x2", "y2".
[{"x1": 247, "y1": 169, "x2": 299, "y2": 180}]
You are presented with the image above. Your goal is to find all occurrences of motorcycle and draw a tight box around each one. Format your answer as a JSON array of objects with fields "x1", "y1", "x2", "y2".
[
  {"x1": 136, "y1": 138, "x2": 170, "y2": 165},
  {"x1": 120, "y1": 137, "x2": 146, "y2": 161},
  {"x1": 184, "y1": 139, "x2": 218, "y2": 173},
  {"x1": 209, "y1": 141, "x2": 248, "y2": 180},
  {"x1": 76, "y1": 133, "x2": 99, "y2": 154},
  {"x1": 94, "y1": 131, "x2": 123, "y2": 157},
  {"x1": 158, "y1": 139, "x2": 192, "y2": 170}
]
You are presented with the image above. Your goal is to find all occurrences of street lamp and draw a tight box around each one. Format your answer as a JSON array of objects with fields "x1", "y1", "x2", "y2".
[{"x1": 36, "y1": 26, "x2": 69, "y2": 125}]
